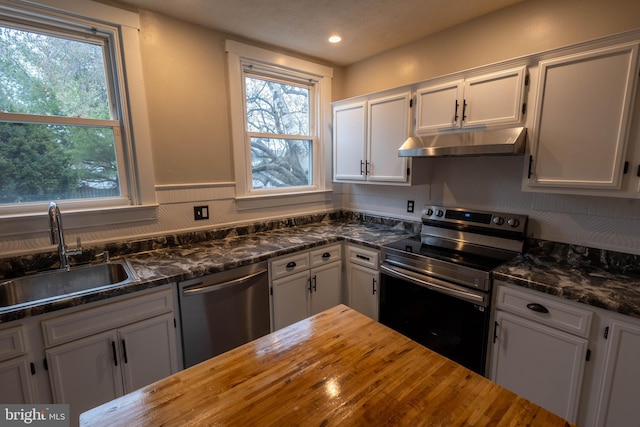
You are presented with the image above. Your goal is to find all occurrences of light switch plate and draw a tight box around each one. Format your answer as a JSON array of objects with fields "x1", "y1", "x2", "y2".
[{"x1": 194, "y1": 205, "x2": 209, "y2": 220}]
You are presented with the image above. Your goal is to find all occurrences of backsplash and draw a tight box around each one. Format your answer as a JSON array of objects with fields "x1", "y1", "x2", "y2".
[
  {"x1": 0, "y1": 210, "x2": 420, "y2": 279},
  {"x1": 3, "y1": 208, "x2": 637, "y2": 281}
]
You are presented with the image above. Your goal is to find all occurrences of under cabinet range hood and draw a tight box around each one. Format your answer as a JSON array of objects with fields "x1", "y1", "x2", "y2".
[{"x1": 398, "y1": 127, "x2": 527, "y2": 157}]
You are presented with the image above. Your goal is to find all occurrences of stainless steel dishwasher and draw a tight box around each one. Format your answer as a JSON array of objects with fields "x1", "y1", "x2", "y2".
[{"x1": 178, "y1": 261, "x2": 270, "y2": 368}]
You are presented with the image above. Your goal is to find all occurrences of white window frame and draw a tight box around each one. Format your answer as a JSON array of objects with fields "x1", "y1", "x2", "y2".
[
  {"x1": 0, "y1": 0, "x2": 157, "y2": 235},
  {"x1": 226, "y1": 40, "x2": 333, "y2": 210}
]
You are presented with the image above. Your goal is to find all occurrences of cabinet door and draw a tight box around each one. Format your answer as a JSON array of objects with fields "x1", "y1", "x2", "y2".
[
  {"x1": 491, "y1": 311, "x2": 587, "y2": 422},
  {"x1": 416, "y1": 80, "x2": 464, "y2": 132},
  {"x1": 272, "y1": 270, "x2": 310, "y2": 330},
  {"x1": 463, "y1": 66, "x2": 526, "y2": 128},
  {"x1": 529, "y1": 42, "x2": 639, "y2": 189},
  {"x1": 333, "y1": 101, "x2": 367, "y2": 181},
  {"x1": 348, "y1": 263, "x2": 379, "y2": 321},
  {"x1": 594, "y1": 318, "x2": 640, "y2": 427},
  {"x1": 0, "y1": 356, "x2": 35, "y2": 404},
  {"x1": 46, "y1": 330, "x2": 123, "y2": 423},
  {"x1": 367, "y1": 93, "x2": 410, "y2": 182},
  {"x1": 310, "y1": 261, "x2": 341, "y2": 315},
  {"x1": 118, "y1": 313, "x2": 178, "y2": 393}
]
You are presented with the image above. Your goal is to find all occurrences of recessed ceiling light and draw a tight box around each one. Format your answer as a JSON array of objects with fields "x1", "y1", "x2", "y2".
[{"x1": 328, "y1": 35, "x2": 342, "y2": 43}]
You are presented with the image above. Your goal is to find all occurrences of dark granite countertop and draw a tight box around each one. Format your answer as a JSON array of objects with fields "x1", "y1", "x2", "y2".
[
  {"x1": 0, "y1": 219, "x2": 415, "y2": 323},
  {"x1": 493, "y1": 240, "x2": 640, "y2": 319},
  {"x1": 2, "y1": 212, "x2": 639, "y2": 324}
]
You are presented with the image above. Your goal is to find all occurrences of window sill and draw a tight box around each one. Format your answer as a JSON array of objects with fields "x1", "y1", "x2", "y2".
[
  {"x1": 235, "y1": 190, "x2": 332, "y2": 211},
  {"x1": 0, "y1": 204, "x2": 158, "y2": 238}
]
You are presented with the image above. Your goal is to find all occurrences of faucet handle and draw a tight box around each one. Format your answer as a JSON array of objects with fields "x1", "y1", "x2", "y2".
[
  {"x1": 97, "y1": 251, "x2": 110, "y2": 263},
  {"x1": 66, "y1": 237, "x2": 83, "y2": 256}
]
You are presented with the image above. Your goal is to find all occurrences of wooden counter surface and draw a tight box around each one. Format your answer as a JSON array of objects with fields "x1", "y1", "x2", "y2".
[{"x1": 80, "y1": 305, "x2": 574, "y2": 426}]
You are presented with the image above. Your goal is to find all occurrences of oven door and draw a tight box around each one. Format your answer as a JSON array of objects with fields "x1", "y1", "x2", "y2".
[{"x1": 379, "y1": 262, "x2": 491, "y2": 375}]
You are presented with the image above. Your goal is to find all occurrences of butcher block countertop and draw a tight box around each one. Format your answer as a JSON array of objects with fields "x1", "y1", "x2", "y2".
[{"x1": 80, "y1": 305, "x2": 573, "y2": 427}]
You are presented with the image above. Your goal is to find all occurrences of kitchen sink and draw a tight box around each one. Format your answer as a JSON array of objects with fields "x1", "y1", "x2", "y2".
[{"x1": 0, "y1": 260, "x2": 139, "y2": 309}]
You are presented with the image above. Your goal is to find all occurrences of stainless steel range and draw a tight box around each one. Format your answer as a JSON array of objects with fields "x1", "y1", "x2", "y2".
[{"x1": 379, "y1": 205, "x2": 528, "y2": 375}]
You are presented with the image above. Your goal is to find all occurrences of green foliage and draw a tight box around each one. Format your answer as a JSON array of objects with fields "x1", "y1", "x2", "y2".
[
  {"x1": 0, "y1": 123, "x2": 77, "y2": 203},
  {"x1": 0, "y1": 25, "x2": 119, "y2": 204}
]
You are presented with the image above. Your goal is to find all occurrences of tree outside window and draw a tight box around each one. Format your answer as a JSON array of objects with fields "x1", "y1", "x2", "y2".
[
  {"x1": 0, "y1": 24, "x2": 120, "y2": 204},
  {"x1": 244, "y1": 73, "x2": 314, "y2": 190}
]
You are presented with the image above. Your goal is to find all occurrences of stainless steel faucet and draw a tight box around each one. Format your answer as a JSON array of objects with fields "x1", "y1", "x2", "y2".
[{"x1": 48, "y1": 202, "x2": 82, "y2": 269}]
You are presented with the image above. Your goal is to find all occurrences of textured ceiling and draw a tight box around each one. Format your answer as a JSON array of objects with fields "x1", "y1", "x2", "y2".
[{"x1": 118, "y1": 0, "x2": 524, "y2": 66}]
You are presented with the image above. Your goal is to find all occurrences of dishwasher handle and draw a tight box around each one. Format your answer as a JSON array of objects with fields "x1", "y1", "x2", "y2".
[{"x1": 181, "y1": 269, "x2": 267, "y2": 296}]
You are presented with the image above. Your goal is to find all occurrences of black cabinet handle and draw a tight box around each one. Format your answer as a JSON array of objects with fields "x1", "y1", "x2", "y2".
[
  {"x1": 322, "y1": 252, "x2": 331, "y2": 259},
  {"x1": 312, "y1": 276, "x2": 317, "y2": 292},
  {"x1": 30, "y1": 362, "x2": 35, "y2": 375},
  {"x1": 372, "y1": 278, "x2": 377, "y2": 295},
  {"x1": 454, "y1": 99, "x2": 459, "y2": 123},
  {"x1": 462, "y1": 99, "x2": 468, "y2": 121},
  {"x1": 493, "y1": 321, "x2": 499, "y2": 343},
  {"x1": 356, "y1": 254, "x2": 370, "y2": 261},
  {"x1": 111, "y1": 341, "x2": 118, "y2": 366},
  {"x1": 526, "y1": 302, "x2": 549, "y2": 314},
  {"x1": 286, "y1": 261, "x2": 296, "y2": 269},
  {"x1": 122, "y1": 339, "x2": 128, "y2": 364}
]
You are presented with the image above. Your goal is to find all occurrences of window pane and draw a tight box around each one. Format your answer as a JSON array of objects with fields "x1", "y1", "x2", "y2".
[
  {"x1": 0, "y1": 26, "x2": 110, "y2": 119},
  {"x1": 251, "y1": 138, "x2": 312, "y2": 189},
  {"x1": 245, "y1": 76, "x2": 309, "y2": 135},
  {"x1": 0, "y1": 123, "x2": 119, "y2": 204}
]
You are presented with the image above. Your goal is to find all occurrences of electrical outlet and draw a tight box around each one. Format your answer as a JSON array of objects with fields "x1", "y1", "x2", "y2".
[
  {"x1": 407, "y1": 200, "x2": 415, "y2": 213},
  {"x1": 194, "y1": 205, "x2": 209, "y2": 221}
]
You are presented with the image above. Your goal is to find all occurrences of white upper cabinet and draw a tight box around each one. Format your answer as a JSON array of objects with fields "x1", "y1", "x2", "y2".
[
  {"x1": 334, "y1": 91, "x2": 421, "y2": 185},
  {"x1": 416, "y1": 66, "x2": 527, "y2": 133},
  {"x1": 525, "y1": 42, "x2": 640, "y2": 194},
  {"x1": 333, "y1": 101, "x2": 367, "y2": 181},
  {"x1": 367, "y1": 93, "x2": 411, "y2": 183},
  {"x1": 415, "y1": 80, "x2": 464, "y2": 132}
]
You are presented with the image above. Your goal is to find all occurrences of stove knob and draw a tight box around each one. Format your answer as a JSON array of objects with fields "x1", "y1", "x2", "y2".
[
  {"x1": 507, "y1": 218, "x2": 520, "y2": 227},
  {"x1": 424, "y1": 208, "x2": 434, "y2": 216},
  {"x1": 492, "y1": 216, "x2": 505, "y2": 226},
  {"x1": 435, "y1": 209, "x2": 444, "y2": 217}
]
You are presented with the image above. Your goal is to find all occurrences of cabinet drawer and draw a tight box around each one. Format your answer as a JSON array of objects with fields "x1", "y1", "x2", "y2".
[
  {"x1": 495, "y1": 284, "x2": 592, "y2": 338},
  {"x1": 270, "y1": 253, "x2": 310, "y2": 280},
  {"x1": 347, "y1": 246, "x2": 379, "y2": 269},
  {"x1": 310, "y1": 245, "x2": 341, "y2": 267},
  {"x1": 0, "y1": 326, "x2": 26, "y2": 361},
  {"x1": 42, "y1": 287, "x2": 174, "y2": 347}
]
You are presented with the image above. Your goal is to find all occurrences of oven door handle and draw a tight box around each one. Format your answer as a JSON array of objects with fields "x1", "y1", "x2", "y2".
[{"x1": 380, "y1": 263, "x2": 487, "y2": 306}]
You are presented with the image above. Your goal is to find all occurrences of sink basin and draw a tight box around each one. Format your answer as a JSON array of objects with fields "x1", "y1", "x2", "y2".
[{"x1": 0, "y1": 261, "x2": 139, "y2": 309}]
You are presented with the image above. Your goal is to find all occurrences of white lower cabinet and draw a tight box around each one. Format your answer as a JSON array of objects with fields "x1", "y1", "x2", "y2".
[
  {"x1": 42, "y1": 287, "x2": 178, "y2": 424},
  {"x1": 492, "y1": 282, "x2": 640, "y2": 427},
  {"x1": 346, "y1": 245, "x2": 379, "y2": 321},
  {"x1": 47, "y1": 329, "x2": 123, "y2": 413},
  {"x1": 270, "y1": 244, "x2": 342, "y2": 330},
  {"x1": 592, "y1": 316, "x2": 640, "y2": 427},
  {"x1": 0, "y1": 355, "x2": 35, "y2": 404},
  {"x1": 0, "y1": 325, "x2": 36, "y2": 404},
  {"x1": 491, "y1": 283, "x2": 592, "y2": 423}
]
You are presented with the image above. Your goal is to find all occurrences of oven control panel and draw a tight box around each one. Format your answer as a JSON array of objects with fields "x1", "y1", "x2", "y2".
[{"x1": 422, "y1": 205, "x2": 528, "y2": 234}]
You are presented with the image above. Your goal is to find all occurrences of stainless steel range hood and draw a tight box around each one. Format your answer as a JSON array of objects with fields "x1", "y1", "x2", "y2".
[{"x1": 398, "y1": 127, "x2": 527, "y2": 157}]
